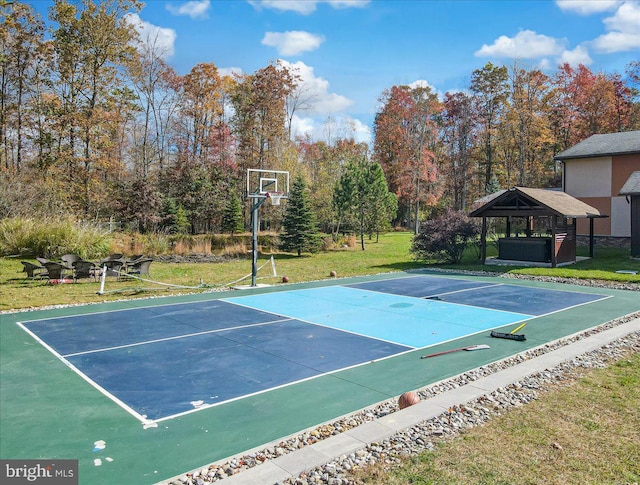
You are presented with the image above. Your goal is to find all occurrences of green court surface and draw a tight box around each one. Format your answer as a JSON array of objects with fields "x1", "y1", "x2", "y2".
[{"x1": 1, "y1": 270, "x2": 638, "y2": 484}]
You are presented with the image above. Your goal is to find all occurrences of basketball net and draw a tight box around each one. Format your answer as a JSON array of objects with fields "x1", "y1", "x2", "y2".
[{"x1": 267, "y1": 192, "x2": 283, "y2": 206}]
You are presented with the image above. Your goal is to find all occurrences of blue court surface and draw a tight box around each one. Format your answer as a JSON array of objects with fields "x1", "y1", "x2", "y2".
[{"x1": 19, "y1": 275, "x2": 609, "y2": 425}]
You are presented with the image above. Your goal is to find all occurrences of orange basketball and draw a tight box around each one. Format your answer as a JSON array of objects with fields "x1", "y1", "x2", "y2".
[
  {"x1": 329, "y1": 270, "x2": 337, "y2": 277},
  {"x1": 282, "y1": 276, "x2": 289, "y2": 283},
  {"x1": 398, "y1": 391, "x2": 420, "y2": 410}
]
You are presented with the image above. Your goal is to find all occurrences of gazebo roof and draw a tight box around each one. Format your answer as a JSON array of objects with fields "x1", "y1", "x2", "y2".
[
  {"x1": 469, "y1": 187, "x2": 602, "y2": 219},
  {"x1": 619, "y1": 171, "x2": 640, "y2": 196}
]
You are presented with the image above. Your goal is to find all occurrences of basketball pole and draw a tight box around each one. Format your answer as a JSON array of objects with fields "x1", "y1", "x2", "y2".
[{"x1": 251, "y1": 196, "x2": 268, "y2": 287}]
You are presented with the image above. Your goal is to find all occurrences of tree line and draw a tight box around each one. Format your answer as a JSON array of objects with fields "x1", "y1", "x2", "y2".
[{"x1": 2, "y1": 0, "x2": 639, "y2": 237}]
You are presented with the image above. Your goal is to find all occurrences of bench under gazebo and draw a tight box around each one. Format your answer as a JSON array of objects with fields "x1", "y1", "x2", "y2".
[{"x1": 469, "y1": 187, "x2": 605, "y2": 268}]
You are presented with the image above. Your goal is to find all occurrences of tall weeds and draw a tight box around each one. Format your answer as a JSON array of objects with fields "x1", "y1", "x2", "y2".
[{"x1": 0, "y1": 217, "x2": 111, "y2": 259}]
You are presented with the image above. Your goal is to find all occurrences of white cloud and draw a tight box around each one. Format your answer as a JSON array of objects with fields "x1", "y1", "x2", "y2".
[
  {"x1": 592, "y1": 31, "x2": 640, "y2": 53},
  {"x1": 290, "y1": 114, "x2": 371, "y2": 144},
  {"x1": 555, "y1": 0, "x2": 622, "y2": 14},
  {"x1": 557, "y1": 45, "x2": 593, "y2": 66},
  {"x1": 249, "y1": 0, "x2": 369, "y2": 15},
  {"x1": 603, "y1": 0, "x2": 640, "y2": 30},
  {"x1": 327, "y1": 0, "x2": 371, "y2": 9},
  {"x1": 218, "y1": 66, "x2": 244, "y2": 77},
  {"x1": 166, "y1": 0, "x2": 210, "y2": 19},
  {"x1": 125, "y1": 13, "x2": 177, "y2": 59},
  {"x1": 475, "y1": 30, "x2": 565, "y2": 58},
  {"x1": 279, "y1": 60, "x2": 368, "y2": 143},
  {"x1": 279, "y1": 60, "x2": 353, "y2": 115},
  {"x1": 262, "y1": 31, "x2": 325, "y2": 56},
  {"x1": 408, "y1": 80, "x2": 435, "y2": 91},
  {"x1": 592, "y1": 1, "x2": 640, "y2": 52},
  {"x1": 408, "y1": 79, "x2": 443, "y2": 99},
  {"x1": 349, "y1": 117, "x2": 372, "y2": 144},
  {"x1": 538, "y1": 58, "x2": 553, "y2": 70},
  {"x1": 290, "y1": 115, "x2": 316, "y2": 137}
]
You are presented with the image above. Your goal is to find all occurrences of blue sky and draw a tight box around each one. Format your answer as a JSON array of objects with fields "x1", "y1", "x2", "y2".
[{"x1": 31, "y1": 0, "x2": 640, "y2": 144}]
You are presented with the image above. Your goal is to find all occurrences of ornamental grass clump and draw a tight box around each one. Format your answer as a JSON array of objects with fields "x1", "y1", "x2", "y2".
[{"x1": 0, "y1": 217, "x2": 110, "y2": 259}]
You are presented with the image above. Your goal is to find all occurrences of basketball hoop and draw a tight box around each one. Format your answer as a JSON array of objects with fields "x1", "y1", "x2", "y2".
[{"x1": 267, "y1": 192, "x2": 283, "y2": 206}]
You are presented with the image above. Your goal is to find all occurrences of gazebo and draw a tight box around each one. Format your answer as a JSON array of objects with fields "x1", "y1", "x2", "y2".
[
  {"x1": 469, "y1": 187, "x2": 604, "y2": 267},
  {"x1": 619, "y1": 171, "x2": 640, "y2": 258}
]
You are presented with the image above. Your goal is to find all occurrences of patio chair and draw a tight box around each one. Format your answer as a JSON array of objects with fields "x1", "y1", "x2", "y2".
[
  {"x1": 97, "y1": 254, "x2": 124, "y2": 265},
  {"x1": 125, "y1": 258, "x2": 153, "y2": 278},
  {"x1": 101, "y1": 259, "x2": 124, "y2": 279},
  {"x1": 61, "y1": 253, "x2": 81, "y2": 269},
  {"x1": 42, "y1": 261, "x2": 70, "y2": 282},
  {"x1": 72, "y1": 259, "x2": 98, "y2": 282},
  {"x1": 21, "y1": 261, "x2": 47, "y2": 282}
]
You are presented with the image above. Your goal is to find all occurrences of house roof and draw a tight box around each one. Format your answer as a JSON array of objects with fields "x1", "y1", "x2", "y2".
[
  {"x1": 469, "y1": 187, "x2": 602, "y2": 219},
  {"x1": 619, "y1": 171, "x2": 640, "y2": 196},
  {"x1": 554, "y1": 130, "x2": 640, "y2": 160}
]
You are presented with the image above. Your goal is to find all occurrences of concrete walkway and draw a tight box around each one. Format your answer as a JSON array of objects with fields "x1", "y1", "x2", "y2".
[{"x1": 200, "y1": 317, "x2": 640, "y2": 485}]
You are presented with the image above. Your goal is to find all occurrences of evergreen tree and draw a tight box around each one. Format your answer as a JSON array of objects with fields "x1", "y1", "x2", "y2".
[
  {"x1": 279, "y1": 175, "x2": 321, "y2": 256},
  {"x1": 334, "y1": 159, "x2": 397, "y2": 250},
  {"x1": 161, "y1": 198, "x2": 190, "y2": 234},
  {"x1": 365, "y1": 162, "x2": 398, "y2": 241},
  {"x1": 221, "y1": 194, "x2": 244, "y2": 235},
  {"x1": 173, "y1": 204, "x2": 191, "y2": 235}
]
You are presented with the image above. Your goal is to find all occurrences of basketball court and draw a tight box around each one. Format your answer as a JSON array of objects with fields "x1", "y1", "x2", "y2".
[{"x1": 1, "y1": 271, "x2": 638, "y2": 484}]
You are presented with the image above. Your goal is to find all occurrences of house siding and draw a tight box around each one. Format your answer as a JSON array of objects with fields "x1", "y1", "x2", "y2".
[
  {"x1": 612, "y1": 154, "x2": 640, "y2": 194},
  {"x1": 563, "y1": 153, "x2": 639, "y2": 237},
  {"x1": 564, "y1": 157, "x2": 611, "y2": 197}
]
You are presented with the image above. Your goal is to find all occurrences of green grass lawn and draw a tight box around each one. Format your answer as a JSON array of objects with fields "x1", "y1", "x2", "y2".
[
  {"x1": 2, "y1": 231, "x2": 639, "y2": 311},
  {"x1": 353, "y1": 352, "x2": 640, "y2": 485}
]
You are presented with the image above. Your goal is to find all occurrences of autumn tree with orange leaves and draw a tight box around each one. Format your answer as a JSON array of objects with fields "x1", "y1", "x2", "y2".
[
  {"x1": 373, "y1": 84, "x2": 442, "y2": 233},
  {"x1": 1, "y1": 1, "x2": 639, "y2": 236}
]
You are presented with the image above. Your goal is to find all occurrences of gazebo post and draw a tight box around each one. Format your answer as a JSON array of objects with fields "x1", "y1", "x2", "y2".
[
  {"x1": 480, "y1": 216, "x2": 487, "y2": 262},
  {"x1": 589, "y1": 217, "x2": 595, "y2": 258},
  {"x1": 551, "y1": 216, "x2": 557, "y2": 268}
]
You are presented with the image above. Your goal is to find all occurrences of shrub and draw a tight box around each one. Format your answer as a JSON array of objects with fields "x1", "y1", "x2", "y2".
[{"x1": 410, "y1": 209, "x2": 480, "y2": 263}]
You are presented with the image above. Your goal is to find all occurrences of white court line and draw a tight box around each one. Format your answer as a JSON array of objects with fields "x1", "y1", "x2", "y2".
[
  {"x1": 526, "y1": 294, "x2": 614, "y2": 319},
  {"x1": 17, "y1": 297, "x2": 241, "y2": 325},
  {"x1": 334, "y1": 284, "x2": 534, "y2": 319},
  {"x1": 420, "y1": 283, "x2": 504, "y2": 298},
  {"x1": 16, "y1": 321, "x2": 152, "y2": 426},
  {"x1": 345, "y1": 282, "x2": 505, "y2": 300},
  {"x1": 151, "y1": 340, "x2": 418, "y2": 424},
  {"x1": 224, "y1": 298, "x2": 420, "y2": 350},
  {"x1": 16, "y1": 277, "x2": 617, "y2": 426},
  {"x1": 62, "y1": 318, "x2": 292, "y2": 358}
]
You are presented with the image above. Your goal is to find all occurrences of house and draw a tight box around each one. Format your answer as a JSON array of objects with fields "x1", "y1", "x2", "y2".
[{"x1": 554, "y1": 130, "x2": 640, "y2": 239}]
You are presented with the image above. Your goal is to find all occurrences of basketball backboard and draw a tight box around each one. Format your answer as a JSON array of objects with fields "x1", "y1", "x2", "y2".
[{"x1": 246, "y1": 169, "x2": 290, "y2": 200}]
